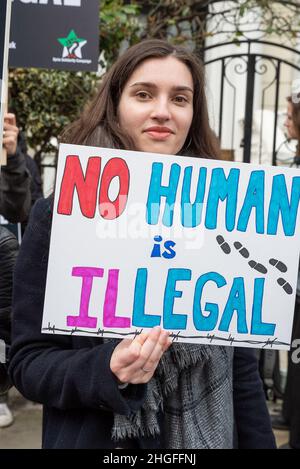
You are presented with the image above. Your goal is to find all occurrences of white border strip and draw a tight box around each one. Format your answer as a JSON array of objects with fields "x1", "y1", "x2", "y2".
[{"x1": 0, "y1": 0, "x2": 12, "y2": 167}]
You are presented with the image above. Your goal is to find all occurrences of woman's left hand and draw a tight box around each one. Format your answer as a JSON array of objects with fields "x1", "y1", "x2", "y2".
[{"x1": 110, "y1": 326, "x2": 172, "y2": 385}]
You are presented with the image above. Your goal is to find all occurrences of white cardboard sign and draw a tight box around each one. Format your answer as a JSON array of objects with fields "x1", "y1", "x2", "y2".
[{"x1": 42, "y1": 144, "x2": 300, "y2": 350}]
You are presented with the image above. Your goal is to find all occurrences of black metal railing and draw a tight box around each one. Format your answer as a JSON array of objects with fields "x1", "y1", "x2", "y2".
[{"x1": 204, "y1": 40, "x2": 300, "y2": 165}]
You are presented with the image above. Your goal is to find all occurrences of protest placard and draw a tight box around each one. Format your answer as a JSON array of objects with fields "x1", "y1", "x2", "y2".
[
  {"x1": 0, "y1": 0, "x2": 11, "y2": 166},
  {"x1": 9, "y1": 0, "x2": 98, "y2": 71},
  {"x1": 42, "y1": 144, "x2": 300, "y2": 350}
]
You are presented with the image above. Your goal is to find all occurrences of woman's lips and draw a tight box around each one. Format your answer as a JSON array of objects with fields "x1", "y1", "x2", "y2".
[{"x1": 144, "y1": 127, "x2": 174, "y2": 140}]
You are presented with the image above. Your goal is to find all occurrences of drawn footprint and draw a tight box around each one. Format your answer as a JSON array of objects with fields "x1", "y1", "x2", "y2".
[
  {"x1": 269, "y1": 258, "x2": 288, "y2": 273},
  {"x1": 234, "y1": 241, "x2": 250, "y2": 258},
  {"x1": 216, "y1": 235, "x2": 231, "y2": 254},
  {"x1": 277, "y1": 278, "x2": 293, "y2": 295},
  {"x1": 234, "y1": 240, "x2": 268, "y2": 274},
  {"x1": 248, "y1": 260, "x2": 268, "y2": 274}
]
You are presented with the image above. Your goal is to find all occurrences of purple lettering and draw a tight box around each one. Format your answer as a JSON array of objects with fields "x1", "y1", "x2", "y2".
[
  {"x1": 67, "y1": 267, "x2": 104, "y2": 329},
  {"x1": 103, "y1": 269, "x2": 131, "y2": 328}
]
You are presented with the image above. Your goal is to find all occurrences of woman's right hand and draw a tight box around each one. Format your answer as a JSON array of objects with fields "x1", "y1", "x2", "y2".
[
  {"x1": 3, "y1": 113, "x2": 19, "y2": 156},
  {"x1": 110, "y1": 326, "x2": 172, "y2": 385}
]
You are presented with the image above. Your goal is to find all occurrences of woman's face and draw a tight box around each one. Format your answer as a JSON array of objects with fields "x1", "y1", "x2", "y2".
[
  {"x1": 284, "y1": 102, "x2": 298, "y2": 139},
  {"x1": 118, "y1": 56, "x2": 194, "y2": 155}
]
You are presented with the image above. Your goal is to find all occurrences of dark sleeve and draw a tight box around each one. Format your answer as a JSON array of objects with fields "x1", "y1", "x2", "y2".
[
  {"x1": 25, "y1": 154, "x2": 43, "y2": 204},
  {"x1": 0, "y1": 230, "x2": 19, "y2": 338},
  {"x1": 0, "y1": 230, "x2": 19, "y2": 394},
  {"x1": 233, "y1": 347, "x2": 277, "y2": 449},
  {"x1": 0, "y1": 147, "x2": 31, "y2": 223},
  {"x1": 9, "y1": 198, "x2": 146, "y2": 415}
]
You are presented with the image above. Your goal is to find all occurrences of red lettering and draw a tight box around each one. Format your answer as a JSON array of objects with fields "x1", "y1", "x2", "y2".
[
  {"x1": 99, "y1": 158, "x2": 130, "y2": 219},
  {"x1": 57, "y1": 155, "x2": 101, "y2": 218}
]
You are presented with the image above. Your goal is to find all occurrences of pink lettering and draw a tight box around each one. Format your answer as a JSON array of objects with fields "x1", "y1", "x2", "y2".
[
  {"x1": 103, "y1": 269, "x2": 131, "y2": 328},
  {"x1": 67, "y1": 267, "x2": 104, "y2": 328}
]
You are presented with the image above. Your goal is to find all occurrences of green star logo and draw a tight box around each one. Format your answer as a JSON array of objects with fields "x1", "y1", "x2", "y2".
[
  {"x1": 58, "y1": 30, "x2": 85, "y2": 49},
  {"x1": 57, "y1": 30, "x2": 87, "y2": 59}
]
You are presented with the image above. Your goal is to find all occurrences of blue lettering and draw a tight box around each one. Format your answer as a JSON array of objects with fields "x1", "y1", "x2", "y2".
[
  {"x1": 163, "y1": 269, "x2": 191, "y2": 329},
  {"x1": 267, "y1": 175, "x2": 300, "y2": 236},
  {"x1": 193, "y1": 272, "x2": 226, "y2": 331},
  {"x1": 162, "y1": 240, "x2": 176, "y2": 259},
  {"x1": 181, "y1": 166, "x2": 207, "y2": 227},
  {"x1": 219, "y1": 277, "x2": 248, "y2": 333},
  {"x1": 237, "y1": 170, "x2": 265, "y2": 234},
  {"x1": 251, "y1": 278, "x2": 276, "y2": 335},
  {"x1": 146, "y1": 163, "x2": 181, "y2": 227},
  {"x1": 132, "y1": 269, "x2": 161, "y2": 327},
  {"x1": 205, "y1": 168, "x2": 240, "y2": 231},
  {"x1": 150, "y1": 235, "x2": 163, "y2": 258}
]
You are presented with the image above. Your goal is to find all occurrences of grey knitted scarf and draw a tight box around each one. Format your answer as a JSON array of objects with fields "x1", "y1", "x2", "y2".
[{"x1": 112, "y1": 343, "x2": 234, "y2": 449}]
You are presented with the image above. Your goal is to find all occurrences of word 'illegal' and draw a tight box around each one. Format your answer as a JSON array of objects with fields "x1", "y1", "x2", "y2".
[{"x1": 66, "y1": 267, "x2": 275, "y2": 336}]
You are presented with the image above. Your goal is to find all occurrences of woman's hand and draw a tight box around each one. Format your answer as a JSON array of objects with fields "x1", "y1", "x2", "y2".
[
  {"x1": 3, "y1": 114, "x2": 19, "y2": 156},
  {"x1": 110, "y1": 326, "x2": 172, "y2": 385}
]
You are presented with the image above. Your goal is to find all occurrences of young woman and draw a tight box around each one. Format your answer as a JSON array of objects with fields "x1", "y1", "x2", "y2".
[
  {"x1": 273, "y1": 96, "x2": 300, "y2": 449},
  {"x1": 285, "y1": 95, "x2": 300, "y2": 157},
  {"x1": 0, "y1": 112, "x2": 30, "y2": 429},
  {"x1": 9, "y1": 40, "x2": 276, "y2": 449}
]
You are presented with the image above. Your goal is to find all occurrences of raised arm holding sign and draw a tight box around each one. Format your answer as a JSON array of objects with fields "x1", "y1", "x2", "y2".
[
  {"x1": 0, "y1": 0, "x2": 32, "y2": 222},
  {"x1": 0, "y1": 112, "x2": 31, "y2": 223},
  {"x1": 9, "y1": 40, "x2": 277, "y2": 450}
]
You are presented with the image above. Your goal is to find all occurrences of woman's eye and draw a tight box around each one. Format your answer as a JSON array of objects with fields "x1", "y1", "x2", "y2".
[
  {"x1": 136, "y1": 91, "x2": 151, "y2": 100},
  {"x1": 174, "y1": 96, "x2": 188, "y2": 104}
]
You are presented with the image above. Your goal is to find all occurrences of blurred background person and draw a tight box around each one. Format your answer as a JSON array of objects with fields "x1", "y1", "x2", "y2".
[
  {"x1": 271, "y1": 95, "x2": 300, "y2": 449},
  {"x1": 0, "y1": 224, "x2": 18, "y2": 427},
  {"x1": 0, "y1": 113, "x2": 31, "y2": 223},
  {"x1": 17, "y1": 130, "x2": 43, "y2": 235},
  {"x1": 0, "y1": 113, "x2": 31, "y2": 427}
]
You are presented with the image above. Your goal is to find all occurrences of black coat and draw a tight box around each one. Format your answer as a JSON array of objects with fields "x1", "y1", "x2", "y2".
[
  {"x1": 0, "y1": 147, "x2": 31, "y2": 223},
  {"x1": 0, "y1": 226, "x2": 18, "y2": 393},
  {"x1": 282, "y1": 302, "x2": 300, "y2": 448},
  {"x1": 9, "y1": 197, "x2": 276, "y2": 449},
  {"x1": 18, "y1": 132, "x2": 43, "y2": 208}
]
